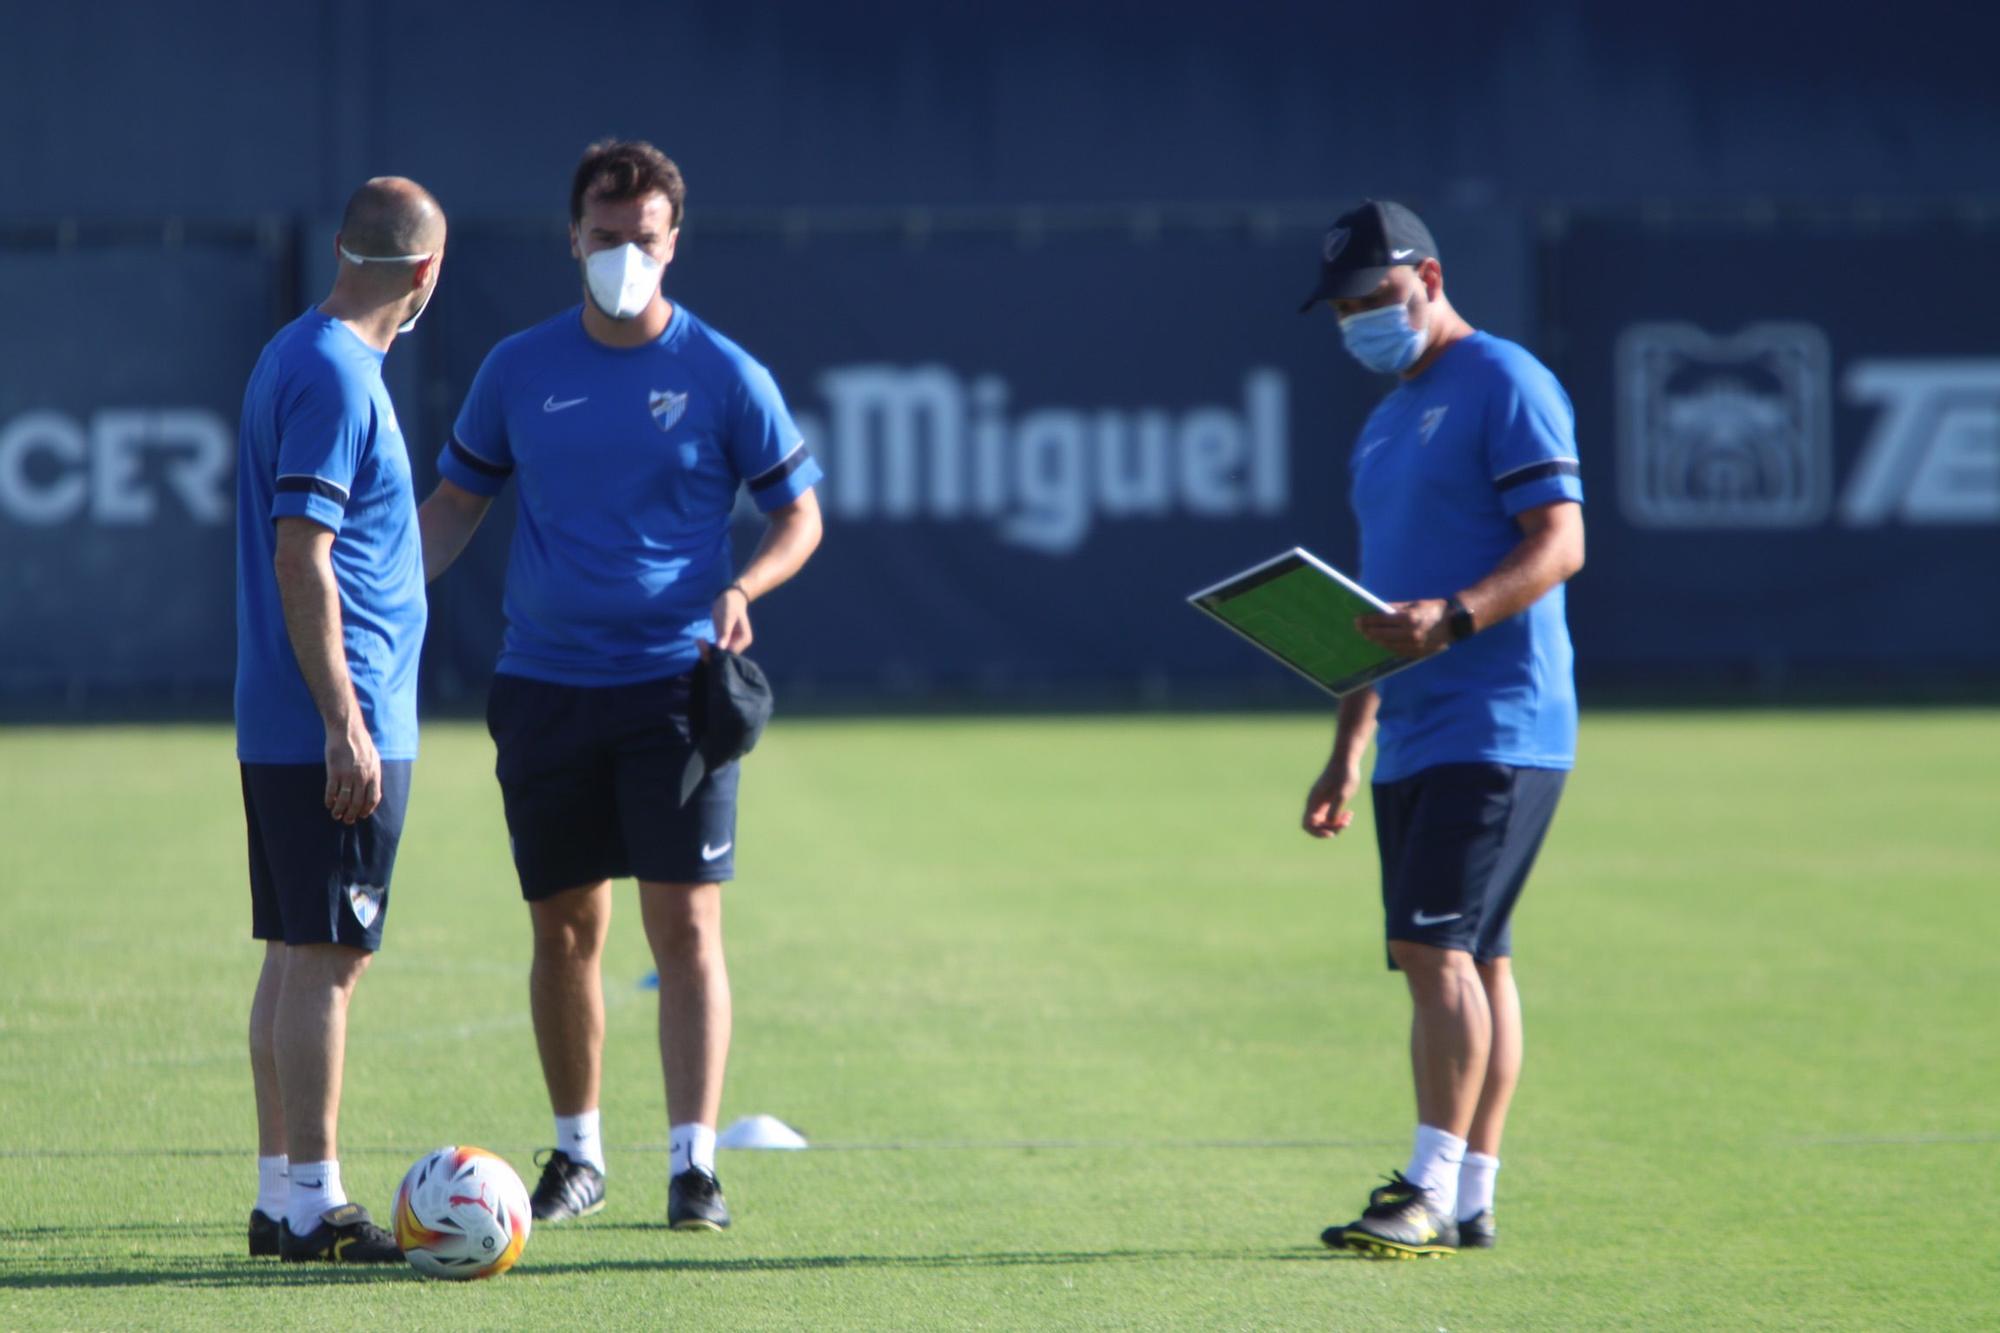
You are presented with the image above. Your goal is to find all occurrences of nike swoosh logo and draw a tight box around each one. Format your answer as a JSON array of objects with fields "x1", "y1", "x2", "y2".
[
  {"x1": 295, "y1": 1178, "x2": 324, "y2": 1190},
  {"x1": 1411, "y1": 910, "x2": 1462, "y2": 926},
  {"x1": 543, "y1": 395, "x2": 588, "y2": 412},
  {"x1": 701, "y1": 841, "x2": 732, "y2": 861},
  {"x1": 1390, "y1": 247, "x2": 1416, "y2": 260}
]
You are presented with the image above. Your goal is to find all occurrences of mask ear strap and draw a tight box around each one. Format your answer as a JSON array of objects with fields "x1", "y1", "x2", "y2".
[{"x1": 340, "y1": 246, "x2": 433, "y2": 265}]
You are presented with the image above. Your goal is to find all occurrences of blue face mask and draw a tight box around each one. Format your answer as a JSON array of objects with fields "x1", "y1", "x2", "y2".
[{"x1": 1339, "y1": 302, "x2": 1427, "y2": 374}]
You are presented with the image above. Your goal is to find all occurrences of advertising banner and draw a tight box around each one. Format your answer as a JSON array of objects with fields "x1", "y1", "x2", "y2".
[
  {"x1": 1543, "y1": 213, "x2": 2000, "y2": 687},
  {"x1": 0, "y1": 233, "x2": 288, "y2": 709}
]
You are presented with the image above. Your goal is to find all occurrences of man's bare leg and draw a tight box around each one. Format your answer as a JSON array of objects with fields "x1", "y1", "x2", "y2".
[
  {"x1": 1337, "y1": 941, "x2": 1489, "y2": 1256},
  {"x1": 1456, "y1": 957, "x2": 1521, "y2": 1237},
  {"x1": 1466, "y1": 958, "x2": 1521, "y2": 1156},
  {"x1": 273, "y1": 942, "x2": 371, "y2": 1236},
  {"x1": 274, "y1": 943, "x2": 371, "y2": 1163},
  {"x1": 248, "y1": 941, "x2": 289, "y2": 1244},
  {"x1": 1390, "y1": 940, "x2": 1490, "y2": 1224},
  {"x1": 250, "y1": 942, "x2": 288, "y2": 1159},
  {"x1": 640, "y1": 880, "x2": 733, "y2": 1229},
  {"x1": 528, "y1": 881, "x2": 614, "y2": 1118},
  {"x1": 639, "y1": 881, "x2": 731, "y2": 1133},
  {"x1": 523, "y1": 880, "x2": 614, "y2": 1219},
  {"x1": 1392, "y1": 940, "x2": 1492, "y2": 1140}
]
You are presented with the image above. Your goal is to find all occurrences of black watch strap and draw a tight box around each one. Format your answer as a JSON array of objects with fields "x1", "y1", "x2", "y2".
[{"x1": 1444, "y1": 595, "x2": 1476, "y2": 642}]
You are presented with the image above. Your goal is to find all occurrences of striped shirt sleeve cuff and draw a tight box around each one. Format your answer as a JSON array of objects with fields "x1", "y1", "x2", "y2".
[
  {"x1": 1494, "y1": 459, "x2": 1580, "y2": 492},
  {"x1": 271, "y1": 474, "x2": 349, "y2": 531},
  {"x1": 1495, "y1": 458, "x2": 1583, "y2": 515},
  {"x1": 438, "y1": 435, "x2": 513, "y2": 496},
  {"x1": 747, "y1": 443, "x2": 821, "y2": 511}
]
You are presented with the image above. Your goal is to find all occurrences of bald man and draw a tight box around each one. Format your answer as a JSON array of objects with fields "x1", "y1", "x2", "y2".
[{"x1": 234, "y1": 177, "x2": 444, "y2": 1262}]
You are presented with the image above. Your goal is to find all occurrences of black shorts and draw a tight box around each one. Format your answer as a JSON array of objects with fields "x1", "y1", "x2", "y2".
[
  {"x1": 486, "y1": 671, "x2": 739, "y2": 900},
  {"x1": 1373, "y1": 762, "x2": 1566, "y2": 968},
  {"x1": 242, "y1": 760, "x2": 412, "y2": 951}
]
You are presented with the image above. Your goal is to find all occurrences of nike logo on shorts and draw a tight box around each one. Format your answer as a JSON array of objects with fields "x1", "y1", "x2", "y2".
[
  {"x1": 543, "y1": 395, "x2": 588, "y2": 412},
  {"x1": 701, "y1": 841, "x2": 732, "y2": 861},
  {"x1": 1411, "y1": 909, "x2": 1462, "y2": 926}
]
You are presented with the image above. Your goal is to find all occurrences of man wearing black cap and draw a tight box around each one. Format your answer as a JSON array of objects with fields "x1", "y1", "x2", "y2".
[{"x1": 1296, "y1": 200, "x2": 1586, "y2": 1258}]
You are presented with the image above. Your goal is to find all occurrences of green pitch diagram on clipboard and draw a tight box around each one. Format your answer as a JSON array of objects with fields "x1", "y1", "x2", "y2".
[{"x1": 1186, "y1": 548, "x2": 1420, "y2": 699}]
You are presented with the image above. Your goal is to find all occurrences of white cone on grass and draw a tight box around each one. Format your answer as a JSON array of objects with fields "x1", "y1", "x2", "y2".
[{"x1": 716, "y1": 1115, "x2": 808, "y2": 1150}]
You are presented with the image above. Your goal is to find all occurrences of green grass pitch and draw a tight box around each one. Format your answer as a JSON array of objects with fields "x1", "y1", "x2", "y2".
[{"x1": 2, "y1": 711, "x2": 1997, "y2": 1329}]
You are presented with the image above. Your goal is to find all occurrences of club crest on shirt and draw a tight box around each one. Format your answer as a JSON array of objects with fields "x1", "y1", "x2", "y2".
[
  {"x1": 650, "y1": 389, "x2": 689, "y2": 433},
  {"x1": 1419, "y1": 405, "x2": 1449, "y2": 444},
  {"x1": 345, "y1": 883, "x2": 384, "y2": 930}
]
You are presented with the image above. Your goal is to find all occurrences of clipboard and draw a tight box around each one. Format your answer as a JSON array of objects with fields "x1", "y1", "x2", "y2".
[{"x1": 1186, "y1": 547, "x2": 1419, "y2": 699}]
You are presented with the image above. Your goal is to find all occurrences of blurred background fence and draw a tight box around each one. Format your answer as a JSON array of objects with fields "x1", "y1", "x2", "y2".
[{"x1": 4, "y1": 0, "x2": 1997, "y2": 716}]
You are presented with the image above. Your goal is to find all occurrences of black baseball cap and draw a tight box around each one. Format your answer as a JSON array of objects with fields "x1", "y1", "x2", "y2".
[
  {"x1": 1297, "y1": 200, "x2": 1439, "y2": 312},
  {"x1": 679, "y1": 648, "x2": 775, "y2": 806}
]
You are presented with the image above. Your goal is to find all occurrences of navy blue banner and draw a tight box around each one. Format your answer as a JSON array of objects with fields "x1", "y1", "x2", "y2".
[
  {"x1": 42, "y1": 212, "x2": 1988, "y2": 714},
  {"x1": 1543, "y1": 213, "x2": 2000, "y2": 688},
  {"x1": 0, "y1": 235, "x2": 288, "y2": 708}
]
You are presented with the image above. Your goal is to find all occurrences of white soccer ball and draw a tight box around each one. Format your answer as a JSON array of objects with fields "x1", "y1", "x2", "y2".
[{"x1": 393, "y1": 1145, "x2": 532, "y2": 1280}]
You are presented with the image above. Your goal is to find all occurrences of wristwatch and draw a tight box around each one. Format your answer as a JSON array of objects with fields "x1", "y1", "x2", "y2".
[{"x1": 1444, "y1": 595, "x2": 1476, "y2": 642}]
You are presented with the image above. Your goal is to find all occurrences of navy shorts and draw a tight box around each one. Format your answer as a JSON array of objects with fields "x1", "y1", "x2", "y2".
[
  {"x1": 486, "y1": 671, "x2": 739, "y2": 900},
  {"x1": 242, "y1": 760, "x2": 412, "y2": 951},
  {"x1": 1372, "y1": 762, "x2": 1566, "y2": 968}
]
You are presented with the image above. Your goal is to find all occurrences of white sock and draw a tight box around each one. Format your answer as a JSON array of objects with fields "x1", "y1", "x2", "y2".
[
  {"x1": 255, "y1": 1155, "x2": 289, "y2": 1219},
  {"x1": 285, "y1": 1158, "x2": 346, "y2": 1235},
  {"x1": 670, "y1": 1122, "x2": 717, "y2": 1177},
  {"x1": 1458, "y1": 1152, "x2": 1500, "y2": 1219},
  {"x1": 555, "y1": 1109, "x2": 606, "y2": 1173},
  {"x1": 1404, "y1": 1124, "x2": 1467, "y2": 1217}
]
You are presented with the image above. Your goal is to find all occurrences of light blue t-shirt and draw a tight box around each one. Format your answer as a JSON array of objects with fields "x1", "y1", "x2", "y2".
[
  {"x1": 235, "y1": 309, "x2": 427, "y2": 763},
  {"x1": 439, "y1": 304, "x2": 822, "y2": 686},
  {"x1": 1349, "y1": 332, "x2": 1585, "y2": 784}
]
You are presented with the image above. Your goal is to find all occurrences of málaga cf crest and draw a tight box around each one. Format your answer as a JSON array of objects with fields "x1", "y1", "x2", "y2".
[
  {"x1": 649, "y1": 389, "x2": 688, "y2": 433},
  {"x1": 1614, "y1": 322, "x2": 1831, "y2": 529},
  {"x1": 346, "y1": 883, "x2": 384, "y2": 931}
]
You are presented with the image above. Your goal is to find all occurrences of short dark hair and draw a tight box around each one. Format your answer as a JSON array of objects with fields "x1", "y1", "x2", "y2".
[{"x1": 570, "y1": 139, "x2": 685, "y2": 228}]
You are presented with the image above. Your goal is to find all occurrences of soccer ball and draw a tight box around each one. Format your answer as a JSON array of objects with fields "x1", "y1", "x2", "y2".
[{"x1": 393, "y1": 1146, "x2": 532, "y2": 1280}]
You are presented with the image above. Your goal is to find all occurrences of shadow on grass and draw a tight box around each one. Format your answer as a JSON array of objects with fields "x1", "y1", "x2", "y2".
[
  {"x1": 523, "y1": 1244, "x2": 1344, "y2": 1277},
  {"x1": 0, "y1": 1222, "x2": 237, "y2": 1239},
  {"x1": 0, "y1": 1243, "x2": 1354, "y2": 1289},
  {"x1": 0, "y1": 1261, "x2": 412, "y2": 1290}
]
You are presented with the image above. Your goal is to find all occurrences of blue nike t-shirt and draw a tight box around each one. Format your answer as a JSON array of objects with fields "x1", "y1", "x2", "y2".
[
  {"x1": 235, "y1": 309, "x2": 427, "y2": 763},
  {"x1": 439, "y1": 304, "x2": 822, "y2": 685},
  {"x1": 1350, "y1": 332, "x2": 1585, "y2": 784}
]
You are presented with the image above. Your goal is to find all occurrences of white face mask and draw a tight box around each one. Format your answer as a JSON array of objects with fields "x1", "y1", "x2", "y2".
[
  {"x1": 583, "y1": 242, "x2": 665, "y2": 321},
  {"x1": 340, "y1": 245, "x2": 436, "y2": 333}
]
